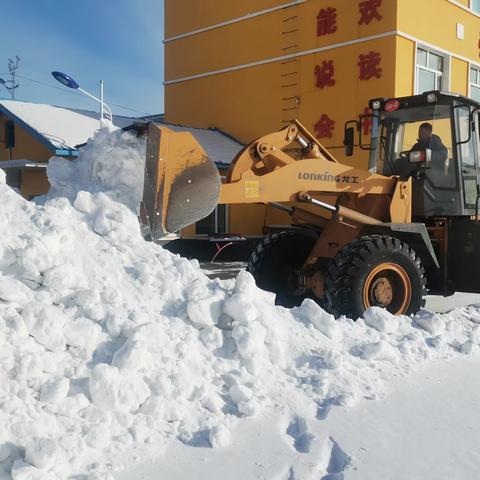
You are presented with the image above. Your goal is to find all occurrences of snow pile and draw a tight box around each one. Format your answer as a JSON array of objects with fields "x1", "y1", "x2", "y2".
[
  {"x1": 45, "y1": 126, "x2": 146, "y2": 213},
  {"x1": 0, "y1": 127, "x2": 479, "y2": 479}
]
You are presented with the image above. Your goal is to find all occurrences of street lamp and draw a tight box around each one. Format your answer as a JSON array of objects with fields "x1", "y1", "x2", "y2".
[{"x1": 51, "y1": 71, "x2": 112, "y2": 126}]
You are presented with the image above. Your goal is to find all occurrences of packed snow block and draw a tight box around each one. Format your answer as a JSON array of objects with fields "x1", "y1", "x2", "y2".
[
  {"x1": 363, "y1": 307, "x2": 400, "y2": 334},
  {"x1": 209, "y1": 424, "x2": 231, "y2": 448},
  {"x1": 414, "y1": 310, "x2": 446, "y2": 336},
  {"x1": 200, "y1": 390, "x2": 225, "y2": 414},
  {"x1": 3, "y1": 308, "x2": 29, "y2": 337},
  {"x1": 200, "y1": 326, "x2": 224, "y2": 350},
  {"x1": 296, "y1": 299, "x2": 341, "y2": 340},
  {"x1": 237, "y1": 398, "x2": 259, "y2": 416},
  {"x1": 15, "y1": 236, "x2": 61, "y2": 283},
  {"x1": 21, "y1": 304, "x2": 67, "y2": 352},
  {"x1": 84, "y1": 424, "x2": 111, "y2": 449},
  {"x1": 112, "y1": 322, "x2": 177, "y2": 372},
  {"x1": 0, "y1": 443, "x2": 12, "y2": 463},
  {"x1": 223, "y1": 293, "x2": 258, "y2": 324},
  {"x1": 358, "y1": 341, "x2": 399, "y2": 361},
  {"x1": 40, "y1": 377, "x2": 70, "y2": 404},
  {"x1": 64, "y1": 318, "x2": 102, "y2": 353},
  {"x1": 0, "y1": 243, "x2": 17, "y2": 269},
  {"x1": 187, "y1": 295, "x2": 223, "y2": 328},
  {"x1": 89, "y1": 364, "x2": 151, "y2": 412},
  {"x1": 42, "y1": 261, "x2": 89, "y2": 297},
  {"x1": 51, "y1": 393, "x2": 90, "y2": 417},
  {"x1": 11, "y1": 460, "x2": 56, "y2": 480},
  {"x1": 25, "y1": 437, "x2": 58, "y2": 470},
  {"x1": 233, "y1": 270, "x2": 257, "y2": 295},
  {"x1": 185, "y1": 278, "x2": 210, "y2": 302},
  {"x1": 0, "y1": 275, "x2": 32, "y2": 304},
  {"x1": 111, "y1": 338, "x2": 147, "y2": 371},
  {"x1": 229, "y1": 384, "x2": 253, "y2": 404},
  {"x1": 459, "y1": 341, "x2": 475, "y2": 355},
  {"x1": 232, "y1": 322, "x2": 267, "y2": 360}
]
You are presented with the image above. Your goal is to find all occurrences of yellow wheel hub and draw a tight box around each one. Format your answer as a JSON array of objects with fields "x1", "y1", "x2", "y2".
[{"x1": 363, "y1": 263, "x2": 412, "y2": 315}]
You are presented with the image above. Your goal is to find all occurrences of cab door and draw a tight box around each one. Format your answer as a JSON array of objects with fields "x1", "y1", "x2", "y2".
[
  {"x1": 449, "y1": 106, "x2": 480, "y2": 293},
  {"x1": 454, "y1": 105, "x2": 479, "y2": 212}
]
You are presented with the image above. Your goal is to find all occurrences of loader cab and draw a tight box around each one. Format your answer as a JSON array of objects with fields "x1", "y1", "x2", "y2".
[{"x1": 358, "y1": 92, "x2": 480, "y2": 218}]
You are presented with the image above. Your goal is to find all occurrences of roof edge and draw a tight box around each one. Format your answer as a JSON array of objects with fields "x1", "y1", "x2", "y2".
[{"x1": 0, "y1": 104, "x2": 57, "y2": 154}]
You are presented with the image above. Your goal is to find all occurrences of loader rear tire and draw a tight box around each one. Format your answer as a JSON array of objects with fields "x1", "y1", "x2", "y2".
[
  {"x1": 324, "y1": 235, "x2": 426, "y2": 319},
  {"x1": 248, "y1": 231, "x2": 317, "y2": 308}
]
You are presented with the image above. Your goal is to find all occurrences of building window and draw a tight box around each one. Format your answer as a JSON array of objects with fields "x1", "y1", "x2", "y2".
[
  {"x1": 470, "y1": 66, "x2": 480, "y2": 101},
  {"x1": 195, "y1": 204, "x2": 228, "y2": 235},
  {"x1": 416, "y1": 47, "x2": 446, "y2": 94},
  {"x1": 471, "y1": 0, "x2": 480, "y2": 14}
]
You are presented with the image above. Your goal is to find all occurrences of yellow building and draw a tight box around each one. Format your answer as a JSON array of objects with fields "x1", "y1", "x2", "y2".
[{"x1": 164, "y1": 0, "x2": 480, "y2": 238}]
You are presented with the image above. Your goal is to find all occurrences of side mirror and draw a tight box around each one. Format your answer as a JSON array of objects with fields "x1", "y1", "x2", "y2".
[
  {"x1": 5, "y1": 121, "x2": 15, "y2": 149},
  {"x1": 344, "y1": 126, "x2": 355, "y2": 157}
]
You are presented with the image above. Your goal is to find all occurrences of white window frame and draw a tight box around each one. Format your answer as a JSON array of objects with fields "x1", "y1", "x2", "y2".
[
  {"x1": 471, "y1": 0, "x2": 480, "y2": 14},
  {"x1": 469, "y1": 64, "x2": 480, "y2": 100},
  {"x1": 415, "y1": 45, "x2": 450, "y2": 94}
]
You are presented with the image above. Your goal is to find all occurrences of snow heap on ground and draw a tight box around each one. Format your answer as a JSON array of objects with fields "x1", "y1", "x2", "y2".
[{"x1": 0, "y1": 127, "x2": 479, "y2": 479}]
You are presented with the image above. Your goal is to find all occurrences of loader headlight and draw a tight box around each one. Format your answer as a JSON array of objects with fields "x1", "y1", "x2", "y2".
[
  {"x1": 427, "y1": 93, "x2": 437, "y2": 103},
  {"x1": 408, "y1": 148, "x2": 432, "y2": 165}
]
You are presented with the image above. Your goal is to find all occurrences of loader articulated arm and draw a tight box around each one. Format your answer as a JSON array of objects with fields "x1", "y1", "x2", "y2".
[{"x1": 140, "y1": 121, "x2": 411, "y2": 240}]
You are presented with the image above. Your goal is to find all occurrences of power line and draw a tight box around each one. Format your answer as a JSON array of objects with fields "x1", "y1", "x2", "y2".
[{"x1": 15, "y1": 74, "x2": 153, "y2": 116}]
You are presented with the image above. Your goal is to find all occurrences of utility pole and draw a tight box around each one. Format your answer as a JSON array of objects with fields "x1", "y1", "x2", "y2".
[{"x1": 0, "y1": 56, "x2": 21, "y2": 99}]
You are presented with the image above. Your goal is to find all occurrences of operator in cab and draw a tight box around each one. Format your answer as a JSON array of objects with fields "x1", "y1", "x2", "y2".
[{"x1": 411, "y1": 122, "x2": 448, "y2": 163}]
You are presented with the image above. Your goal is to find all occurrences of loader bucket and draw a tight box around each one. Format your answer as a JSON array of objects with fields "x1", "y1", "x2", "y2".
[{"x1": 140, "y1": 124, "x2": 221, "y2": 240}]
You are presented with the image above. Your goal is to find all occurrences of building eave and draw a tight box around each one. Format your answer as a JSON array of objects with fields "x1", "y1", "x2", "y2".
[{"x1": 0, "y1": 104, "x2": 59, "y2": 154}]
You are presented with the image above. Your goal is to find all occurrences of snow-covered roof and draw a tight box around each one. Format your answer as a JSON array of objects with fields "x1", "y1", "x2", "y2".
[
  {"x1": 0, "y1": 100, "x2": 136, "y2": 154},
  {"x1": 0, "y1": 100, "x2": 132, "y2": 154},
  {"x1": 158, "y1": 123, "x2": 243, "y2": 166},
  {"x1": 0, "y1": 100, "x2": 243, "y2": 165}
]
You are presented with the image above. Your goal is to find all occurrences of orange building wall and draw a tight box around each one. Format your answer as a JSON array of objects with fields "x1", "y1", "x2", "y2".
[
  {"x1": 0, "y1": 115, "x2": 53, "y2": 196},
  {"x1": 167, "y1": 0, "x2": 480, "y2": 238},
  {"x1": 0, "y1": 115, "x2": 52, "y2": 162}
]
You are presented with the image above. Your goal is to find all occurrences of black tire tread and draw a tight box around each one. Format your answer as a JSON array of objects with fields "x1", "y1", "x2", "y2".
[
  {"x1": 247, "y1": 231, "x2": 317, "y2": 307},
  {"x1": 324, "y1": 235, "x2": 427, "y2": 318}
]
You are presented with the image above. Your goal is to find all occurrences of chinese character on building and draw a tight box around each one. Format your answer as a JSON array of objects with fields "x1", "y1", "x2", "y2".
[
  {"x1": 314, "y1": 60, "x2": 336, "y2": 88},
  {"x1": 314, "y1": 114, "x2": 335, "y2": 139},
  {"x1": 317, "y1": 7, "x2": 337, "y2": 36},
  {"x1": 358, "y1": 51, "x2": 382, "y2": 80},
  {"x1": 358, "y1": 0, "x2": 382, "y2": 25}
]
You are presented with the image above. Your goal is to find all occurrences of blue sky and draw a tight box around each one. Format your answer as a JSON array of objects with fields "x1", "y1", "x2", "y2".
[{"x1": 0, "y1": 0, "x2": 164, "y2": 117}]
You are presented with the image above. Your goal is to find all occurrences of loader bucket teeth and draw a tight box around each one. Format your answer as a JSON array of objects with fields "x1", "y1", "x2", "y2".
[{"x1": 140, "y1": 124, "x2": 221, "y2": 240}]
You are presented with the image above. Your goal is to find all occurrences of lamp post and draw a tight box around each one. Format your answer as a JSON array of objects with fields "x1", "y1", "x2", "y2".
[{"x1": 51, "y1": 71, "x2": 112, "y2": 127}]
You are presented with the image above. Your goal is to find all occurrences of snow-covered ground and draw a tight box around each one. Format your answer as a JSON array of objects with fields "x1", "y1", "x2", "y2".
[
  {"x1": 0, "y1": 127, "x2": 479, "y2": 480},
  {"x1": 118, "y1": 355, "x2": 480, "y2": 480}
]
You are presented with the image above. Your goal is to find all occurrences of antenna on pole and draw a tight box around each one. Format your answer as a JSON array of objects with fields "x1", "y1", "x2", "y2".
[{"x1": 0, "y1": 56, "x2": 21, "y2": 99}]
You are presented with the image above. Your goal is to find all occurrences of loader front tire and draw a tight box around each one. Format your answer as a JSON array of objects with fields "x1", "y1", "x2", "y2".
[
  {"x1": 324, "y1": 236, "x2": 426, "y2": 319},
  {"x1": 248, "y1": 231, "x2": 317, "y2": 307}
]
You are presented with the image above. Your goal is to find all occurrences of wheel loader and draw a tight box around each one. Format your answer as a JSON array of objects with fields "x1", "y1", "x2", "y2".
[{"x1": 138, "y1": 91, "x2": 480, "y2": 318}]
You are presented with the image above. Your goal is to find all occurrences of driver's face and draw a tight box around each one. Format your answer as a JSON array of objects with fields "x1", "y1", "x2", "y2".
[{"x1": 419, "y1": 127, "x2": 431, "y2": 142}]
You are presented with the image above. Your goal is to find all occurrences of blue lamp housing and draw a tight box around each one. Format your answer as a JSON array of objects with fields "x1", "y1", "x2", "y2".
[{"x1": 51, "y1": 71, "x2": 79, "y2": 89}]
